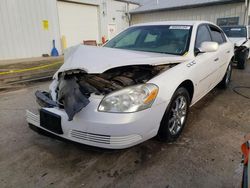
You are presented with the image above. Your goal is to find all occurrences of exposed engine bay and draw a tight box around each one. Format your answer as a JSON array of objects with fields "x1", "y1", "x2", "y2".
[{"x1": 36, "y1": 64, "x2": 175, "y2": 120}]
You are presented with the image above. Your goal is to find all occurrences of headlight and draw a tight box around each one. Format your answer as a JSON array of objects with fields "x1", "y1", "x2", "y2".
[{"x1": 98, "y1": 83, "x2": 159, "y2": 113}]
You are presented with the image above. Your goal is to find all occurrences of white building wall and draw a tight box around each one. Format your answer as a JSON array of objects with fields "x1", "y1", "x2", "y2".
[
  {"x1": 0, "y1": 0, "x2": 61, "y2": 60},
  {"x1": 100, "y1": 0, "x2": 138, "y2": 40},
  {"x1": 131, "y1": 3, "x2": 245, "y2": 25},
  {"x1": 0, "y1": 0, "x2": 138, "y2": 60},
  {"x1": 57, "y1": 1, "x2": 100, "y2": 47}
]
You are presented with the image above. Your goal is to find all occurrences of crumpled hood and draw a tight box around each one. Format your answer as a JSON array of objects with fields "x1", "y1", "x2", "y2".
[
  {"x1": 229, "y1": 37, "x2": 247, "y2": 47},
  {"x1": 55, "y1": 45, "x2": 190, "y2": 78}
]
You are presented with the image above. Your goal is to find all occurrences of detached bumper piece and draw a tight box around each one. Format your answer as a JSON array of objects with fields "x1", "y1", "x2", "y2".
[
  {"x1": 36, "y1": 77, "x2": 91, "y2": 121},
  {"x1": 35, "y1": 90, "x2": 58, "y2": 108},
  {"x1": 57, "y1": 77, "x2": 90, "y2": 121}
]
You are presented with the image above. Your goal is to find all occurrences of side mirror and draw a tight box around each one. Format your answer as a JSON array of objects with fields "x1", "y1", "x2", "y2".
[{"x1": 199, "y1": 41, "x2": 219, "y2": 53}]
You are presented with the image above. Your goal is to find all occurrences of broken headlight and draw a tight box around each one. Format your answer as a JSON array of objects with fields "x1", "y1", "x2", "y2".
[{"x1": 98, "y1": 83, "x2": 159, "y2": 113}]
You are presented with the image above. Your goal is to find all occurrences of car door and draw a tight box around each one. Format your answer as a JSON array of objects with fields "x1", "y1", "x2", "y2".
[
  {"x1": 193, "y1": 24, "x2": 220, "y2": 99},
  {"x1": 207, "y1": 24, "x2": 231, "y2": 86}
]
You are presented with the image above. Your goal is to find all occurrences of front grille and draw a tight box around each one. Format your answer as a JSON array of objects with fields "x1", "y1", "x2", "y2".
[
  {"x1": 70, "y1": 130, "x2": 110, "y2": 144},
  {"x1": 69, "y1": 130, "x2": 142, "y2": 146},
  {"x1": 26, "y1": 110, "x2": 40, "y2": 127}
]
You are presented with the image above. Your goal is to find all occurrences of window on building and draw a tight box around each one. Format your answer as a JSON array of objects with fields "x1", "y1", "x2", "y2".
[
  {"x1": 195, "y1": 25, "x2": 212, "y2": 49},
  {"x1": 217, "y1": 17, "x2": 239, "y2": 26}
]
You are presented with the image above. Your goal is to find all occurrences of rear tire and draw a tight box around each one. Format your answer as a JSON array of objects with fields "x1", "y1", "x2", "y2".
[
  {"x1": 157, "y1": 87, "x2": 190, "y2": 142},
  {"x1": 219, "y1": 61, "x2": 232, "y2": 89}
]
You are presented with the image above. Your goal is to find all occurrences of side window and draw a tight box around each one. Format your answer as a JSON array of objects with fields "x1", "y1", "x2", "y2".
[
  {"x1": 195, "y1": 25, "x2": 212, "y2": 49},
  {"x1": 144, "y1": 33, "x2": 158, "y2": 43},
  {"x1": 209, "y1": 26, "x2": 226, "y2": 44}
]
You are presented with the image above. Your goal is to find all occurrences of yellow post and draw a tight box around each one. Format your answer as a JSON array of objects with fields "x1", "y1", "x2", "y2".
[{"x1": 61, "y1": 35, "x2": 67, "y2": 53}]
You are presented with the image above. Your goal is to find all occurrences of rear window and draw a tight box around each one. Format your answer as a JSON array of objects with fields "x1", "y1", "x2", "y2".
[{"x1": 221, "y1": 26, "x2": 247, "y2": 38}]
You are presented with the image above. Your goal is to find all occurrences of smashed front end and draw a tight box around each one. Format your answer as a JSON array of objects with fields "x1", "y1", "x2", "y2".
[
  {"x1": 36, "y1": 65, "x2": 169, "y2": 120},
  {"x1": 27, "y1": 64, "x2": 172, "y2": 148}
]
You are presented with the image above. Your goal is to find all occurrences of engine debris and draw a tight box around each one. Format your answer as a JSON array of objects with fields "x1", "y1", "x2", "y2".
[{"x1": 36, "y1": 64, "x2": 175, "y2": 120}]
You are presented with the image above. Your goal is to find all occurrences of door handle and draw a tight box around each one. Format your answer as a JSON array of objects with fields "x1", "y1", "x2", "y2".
[
  {"x1": 214, "y1": 58, "x2": 219, "y2": 62},
  {"x1": 227, "y1": 50, "x2": 230, "y2": 53}
]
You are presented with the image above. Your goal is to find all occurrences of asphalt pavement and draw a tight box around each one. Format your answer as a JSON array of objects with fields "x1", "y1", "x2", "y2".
[{"x1": 0, "y1": 62, "x2": 250, "y2": 188}]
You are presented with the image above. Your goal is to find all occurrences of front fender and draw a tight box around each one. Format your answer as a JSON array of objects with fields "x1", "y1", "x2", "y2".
[{"x1": 148, "y1": 61, "x2": 195, "y2": 107}]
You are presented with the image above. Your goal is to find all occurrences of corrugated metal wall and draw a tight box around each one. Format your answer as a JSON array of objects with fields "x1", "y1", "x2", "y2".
[
  {"x1": 0, "y1": 0, "x2": 61, "y2": 60},
  {"x1": 131, "y1": 3, "x2": 245, "y2": 25}
]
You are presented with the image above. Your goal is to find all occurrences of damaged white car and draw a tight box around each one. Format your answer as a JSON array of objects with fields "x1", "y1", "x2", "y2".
[
  {"x1": 26, "y1": 21, "x2": 234, "y2": 149},
  {"x1": 221, "y1": 25, "x2": 250, "y2": 69}
]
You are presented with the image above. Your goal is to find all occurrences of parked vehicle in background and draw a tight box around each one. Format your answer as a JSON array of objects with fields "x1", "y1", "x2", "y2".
[
  {"x1": 26, "y1": 21, "x2": 234, "y2": 149},
  {"x1": 221, "y1": 25, "x2": 250, "y2": 69}
]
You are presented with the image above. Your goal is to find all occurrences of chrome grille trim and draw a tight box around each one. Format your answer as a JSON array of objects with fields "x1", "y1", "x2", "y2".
[
  {"x1": 69, "y1": 130, "x2": 142, "y2": 145},
  {"x1": 70, "y1": 130, "x2": 110, "y2": 144}
]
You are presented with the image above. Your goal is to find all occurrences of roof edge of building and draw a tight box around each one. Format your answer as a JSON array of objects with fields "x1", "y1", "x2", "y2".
[
  {"x1": 57, "y1": 0, "x2": 100, "y2": 6},
  {"x1": 130, "y1": 0, "x2": 245, "y2": 14},
  {"x1": 114, "y1": 0, "x2": 141, "y2": 5}
]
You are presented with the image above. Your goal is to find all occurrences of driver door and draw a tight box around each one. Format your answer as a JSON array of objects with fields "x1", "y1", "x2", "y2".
[{"x1": 194, "y1": 24, "x2": 220, "y2": 99}]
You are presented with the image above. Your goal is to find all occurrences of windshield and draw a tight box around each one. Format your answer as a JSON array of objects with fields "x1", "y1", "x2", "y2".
[
  {"x1": 221, "y1": 26, "x2": 247, "y2": 38},
  {"x1": 104, "y1": 25, "x2": 192, "y2": 55}
]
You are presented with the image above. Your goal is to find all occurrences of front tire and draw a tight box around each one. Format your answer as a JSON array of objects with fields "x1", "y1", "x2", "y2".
[
  {"x1": 157, "y1": 87, "x2": 190, "y2": 142},
  {"x1": 219, "y1": 61, "x2": 232, "y2": 89}
]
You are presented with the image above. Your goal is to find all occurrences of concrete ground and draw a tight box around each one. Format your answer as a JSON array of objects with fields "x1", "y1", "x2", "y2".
[
  {"x1": 0, "y1": 56, "x2": 63, "y2": 67},
  {"x1": 0, "y1": 56, "x2": 63, "y2": 89},
  {"x1": 0, "y1": 63, "x2": 250, "y2": 188}
]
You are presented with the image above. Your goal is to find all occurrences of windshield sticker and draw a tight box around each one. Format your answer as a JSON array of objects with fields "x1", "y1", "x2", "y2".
[
  {"x1": 230, "y1": 28, "x2": 242, "y2": 31},
  {"x1": 169, "y1": 26, "x2": 191, "y2": 30}
]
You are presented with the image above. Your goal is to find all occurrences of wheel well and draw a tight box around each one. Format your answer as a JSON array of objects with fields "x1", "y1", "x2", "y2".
[
  {"x1": 178, "y1": 80, "x2": 194, "y2": 101},
  {"x1": 231, "y1": 56, "x2": 234, "y2": 62}
]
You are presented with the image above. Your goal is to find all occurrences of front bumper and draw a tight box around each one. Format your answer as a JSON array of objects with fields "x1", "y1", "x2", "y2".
[{"x1": 26, "y1": 102, "x2": 167, "y2": 149}]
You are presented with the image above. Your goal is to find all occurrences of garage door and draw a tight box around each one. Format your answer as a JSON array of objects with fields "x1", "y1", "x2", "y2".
[{"x1": 57, "y1": 1, "x2": 99, "y2": 48}]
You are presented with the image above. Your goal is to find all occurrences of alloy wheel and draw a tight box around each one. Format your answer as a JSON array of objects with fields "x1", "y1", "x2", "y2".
[{"x1": 168, "y1": 95, "x2": 188, "y2": 135}]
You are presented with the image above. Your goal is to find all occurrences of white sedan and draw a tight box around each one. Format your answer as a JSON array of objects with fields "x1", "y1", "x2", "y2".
[
  {"x1": 221, "y1": 25, "x2": 250, "y2": 69},
  {"x1": 26, "y1": 21, "x2": 234, "y2": 149}
]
